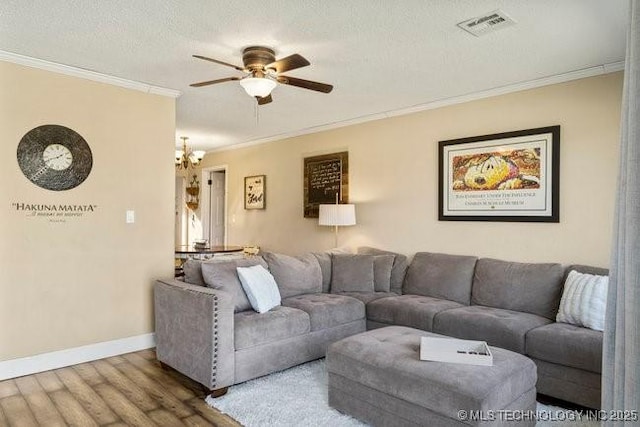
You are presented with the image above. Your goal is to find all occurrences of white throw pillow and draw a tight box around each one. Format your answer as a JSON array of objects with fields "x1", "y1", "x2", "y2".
[
  {"x1": 236, "y1": 265, "x2": 281, "y2": 313},
  {"x1": 556, "y1": 270, "x2": 608, "y2": 331}
]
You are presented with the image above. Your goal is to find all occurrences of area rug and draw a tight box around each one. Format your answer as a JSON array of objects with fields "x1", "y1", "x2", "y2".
[{"x1": 206, "y1": 360, "x2": 599, "y2": 427}]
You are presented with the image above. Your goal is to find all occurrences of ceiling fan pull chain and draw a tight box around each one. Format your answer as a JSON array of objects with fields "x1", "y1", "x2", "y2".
[{"x1": 255, "y1": 102, "x2": 259, "y2": 126}]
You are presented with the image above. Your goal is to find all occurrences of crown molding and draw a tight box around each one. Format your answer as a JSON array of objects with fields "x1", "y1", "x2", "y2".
[
  {"x1": 211, "y1": 60, "x2": 625, "y2": 153},
  {"x1": 0, "y1": 50, "x2": 182, "y2": 98}
]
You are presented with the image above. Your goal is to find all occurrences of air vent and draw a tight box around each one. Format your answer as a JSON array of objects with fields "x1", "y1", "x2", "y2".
[{"x1": 457, "y1": 10, "x2": 516, "y2": 37}]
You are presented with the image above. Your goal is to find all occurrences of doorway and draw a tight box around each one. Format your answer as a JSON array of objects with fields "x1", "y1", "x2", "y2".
[{"x1": 200, "y1": 166, "x2": 228, "y2": 247}]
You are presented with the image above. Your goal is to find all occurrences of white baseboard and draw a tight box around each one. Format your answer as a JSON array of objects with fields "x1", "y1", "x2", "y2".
[{"x1": 0, "y1": 333, "x2": 156, "y2": 381}]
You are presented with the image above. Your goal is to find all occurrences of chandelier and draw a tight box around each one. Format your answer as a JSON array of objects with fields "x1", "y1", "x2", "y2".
[{"x1": 175, "y1": 137, "x2": 205, "y2": 170}]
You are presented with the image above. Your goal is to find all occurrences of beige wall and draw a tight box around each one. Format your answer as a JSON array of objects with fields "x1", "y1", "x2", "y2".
[
  {"x1": 199, "y1": 73, "x2": 622, "y2": 267},
  {"x1": 0, "y1": 62, "x2": 175, "y2": 361}
]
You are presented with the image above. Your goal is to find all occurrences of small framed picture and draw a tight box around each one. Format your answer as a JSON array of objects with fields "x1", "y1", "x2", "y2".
[{"x1": 244, "y1": 175, "x2": 266, "y2": 210}]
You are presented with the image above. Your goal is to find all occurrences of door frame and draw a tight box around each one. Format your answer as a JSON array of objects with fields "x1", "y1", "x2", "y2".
[
  {"x1": 200, "y1": 165, "x2": 229, "y2": 246},
  {"x1": 175, "y1": 175, "x2": 187, "y2": 247}
]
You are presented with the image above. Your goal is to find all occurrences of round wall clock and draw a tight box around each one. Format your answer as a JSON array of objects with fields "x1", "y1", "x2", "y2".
[{"x1": 17, "y1": 125, "x2": 93, "y2": 191}]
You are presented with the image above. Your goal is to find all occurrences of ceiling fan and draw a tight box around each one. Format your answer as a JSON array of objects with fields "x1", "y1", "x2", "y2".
[{"x1": 190, "y1": 46, "x2": 333, "y2": 105}]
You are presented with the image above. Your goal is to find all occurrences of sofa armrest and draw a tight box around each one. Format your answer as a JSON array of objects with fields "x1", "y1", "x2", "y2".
[{"x1": 154, "y1": 279, "x2": 235, "y2": 390}]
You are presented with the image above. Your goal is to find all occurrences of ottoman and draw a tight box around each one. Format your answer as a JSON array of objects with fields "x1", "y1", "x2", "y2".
[{"x1": 327, "y1": 326, "x2": 537, "y2": 427}]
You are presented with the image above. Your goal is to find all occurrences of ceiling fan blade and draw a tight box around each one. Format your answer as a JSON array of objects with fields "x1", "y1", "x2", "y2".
[
  {"x1": 256, "y1": 94, "x2": 273, "y2": 105},
  {"x1": 190, "y1": 77, "x2": 240, "y2": 87},
  {"x1": 193, "y1": 55, "x2": 245, "y2": 72},
  {"x1": 266, "y1": 54, "x2": 310, "y2": 73},
  {"x1": 277, "y1": 75, "x2": 333, "y2": 93}
]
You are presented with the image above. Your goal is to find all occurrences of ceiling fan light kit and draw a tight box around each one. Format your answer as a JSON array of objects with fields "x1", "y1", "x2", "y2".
[
  {"x1": 239, "y1": 76, "x2": 277, "y2": 98},
  {"x1": 191, "y1": 45, "x2": 333, "y2": 105}
]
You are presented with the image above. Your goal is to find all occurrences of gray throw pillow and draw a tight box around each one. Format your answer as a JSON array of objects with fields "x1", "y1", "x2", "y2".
[
  {"x1": 331, "y1": 254, "x2": 375, "y2": 293},
  {"x1": 373, "y1": 255, "x2": 395, "y2": 292},
  {"x1": 201, "y1": 257, "x2": 269, "y2": 312},
  {"x1": 183, "y1": 259, "x2": 205, "y2": 286},
  {"x1": 312, "y1": 252, "x2": 332, "y2": 293},
  {"x1": 183, "y1": 256, "x2": 248, "y2": 287},
  {"x1": 357, "y1": 247, "x2": 407, "y2": 294},
  {"x1": 263, "y1": 252, "x2": 322, "y2": 299}
]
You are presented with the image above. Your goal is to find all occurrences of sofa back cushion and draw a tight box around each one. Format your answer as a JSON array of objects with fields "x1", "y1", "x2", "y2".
[
  {"x1": 263, "y1": 252, "x2": 322, "y2": 299},
  {"x1": 312, "y1": 252, "x2": 332, "y2": 293},
  {"x1": 563, "y1": 264, "x2": 609, "y2": 281},
  {"x1": 372, "y1": 255, "x2": 395, "y2": 292},
  {"x1": 403, "y1": 252, "x2": 478, "y2": 305},
  {"x1": 471, "y1": 258, "x2": 564, "y2": 319},
  {"x1": 183, "y1": 259, "x2": 206, "y2": 286},
  {"x1": 183, "y1": 255, "x2": 251, "y2": 286},
  {"x1": 330, "y1": 254, "x2": 375, "y2": 293},
  {"x1": 201, "y1": 257, "x2": 269, "y2": 312},
  {"x1": 357, "y1": 247, "x2": 408, "y2": 294}
]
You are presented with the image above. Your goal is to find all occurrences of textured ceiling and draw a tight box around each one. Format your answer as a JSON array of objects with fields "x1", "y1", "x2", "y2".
[{"x1": 0, "y1": 0, "x2": 628, "y2": 150}]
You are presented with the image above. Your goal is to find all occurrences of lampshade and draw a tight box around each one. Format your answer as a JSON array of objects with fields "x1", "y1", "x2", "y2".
[
  {"x1": 318, "y1": 204, "x2": 356, "y2": 226},
  {"x1": 239, "y1": 77, "x2": 277, "y2": 98},
  {"x1": 190, "y1": 150, "x2": 206, "y2": 163}
]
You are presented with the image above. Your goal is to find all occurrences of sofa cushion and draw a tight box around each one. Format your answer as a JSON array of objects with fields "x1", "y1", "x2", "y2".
[
  {"x1": 372, "y1": 255, "x2": 395, "y2": 292},
  {"x1": 312, "y1": 252, "x2": 332, "y2": 293},
  {"x1": 336, "y1": 292, "x2": 397, "y2": 305},
  {"x1": 236, "y1": 264, "x2": 281, "y2": 314},
  {"x1": 367, "y1": 294, "x2": 464, "y2": 332},
  {"x1": 403, "y1": 252, "x2": 477, "y2": 305},
  {"x1": 331, "y1": 254, "x2": 375, "y2": 293},
  {"x1": 234, "y1": 306, "x2": 310, "y2": 350},
  {"x1": 263, "y1": 252, "x2": 322, "y2": 299},
  {"x1": 183, "y1": 256, "x2": 253, "y2": 286},
  {"x1": 471, "y1": 258, "x2": 564, "y2": 320},
  {"x1": 182, "y1": 259, "x2": 206, "y2": 286},
  {"x1": 282, "y1": 293, "x2": 365, "y2": 331},
  {"x1": 563, "y1": 264, "x2": 609, "y2": 281},
  {"x1": 556, "y1": 270, "x2": 608, "y2": 331},
  {"x1": 357, "y1": 247, "x2": 408, "y2": 294},
  {"x1": 330, "y1": 254, "x2": 375, "y2": 293},
  {"x1": 526, "y1": 322, "x2": 603, "y2": 373},
  {"x1": 201, "y1": 257, "x2": 269, "y2": 312},
  {"x1": 433, "y1": 305, "x2": 552, "y2": 353},
  {"x1": 331, "y1": 254, "x2": 394, "y2": 293}
]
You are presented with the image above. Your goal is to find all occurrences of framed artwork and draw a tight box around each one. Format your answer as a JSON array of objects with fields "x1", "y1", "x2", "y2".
[
  {"x1": 244, "y1": 175, "x2": 265, "y2": 210},
  {"x1": 438, "y1": 126, "x2": 560, "y2": 222},
  {"x1": 303, "y1": 151, "x2": 349, "y2": 218}
]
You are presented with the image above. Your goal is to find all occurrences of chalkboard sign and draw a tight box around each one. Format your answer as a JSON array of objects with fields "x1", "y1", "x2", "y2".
[{"x1": 304, "y1": 151, "x2": 349, "y2": 218}]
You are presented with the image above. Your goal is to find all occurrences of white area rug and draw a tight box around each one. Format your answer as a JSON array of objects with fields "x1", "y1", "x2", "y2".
[{"x1": 206, "y1": 360, "x2": 600, "y2": 427}]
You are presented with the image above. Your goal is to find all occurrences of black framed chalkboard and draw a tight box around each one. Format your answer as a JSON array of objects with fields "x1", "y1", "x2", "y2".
[{"x1": 303, "y1": 151, "x2": 349, "y2": 218}]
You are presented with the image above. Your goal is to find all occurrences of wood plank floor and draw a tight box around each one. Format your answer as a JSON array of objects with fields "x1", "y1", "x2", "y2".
[{"x1": 0, "y1": 349, "x2": 239, "y2": 427}]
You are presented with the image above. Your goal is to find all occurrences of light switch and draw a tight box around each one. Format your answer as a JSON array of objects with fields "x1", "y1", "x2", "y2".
[{"x1": 126, "y1": 210, "x2": 135, "y2": 224}]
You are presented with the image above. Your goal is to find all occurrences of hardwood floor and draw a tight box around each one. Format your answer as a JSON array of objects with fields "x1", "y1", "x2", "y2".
[{"x1": 0, "y1": 349, "x2": 239, "y2": 427}]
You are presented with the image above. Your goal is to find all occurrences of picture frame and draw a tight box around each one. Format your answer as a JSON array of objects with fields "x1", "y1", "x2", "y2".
[
  {"x1": 438, "y1": 126, "x2": 560, "y2": 222},
  {"x1": 303, "y1": 151, "x2": 349, "y2": 218},
  {"x1": 244, "y1": 175, "x2": 266, "y2": 210}
]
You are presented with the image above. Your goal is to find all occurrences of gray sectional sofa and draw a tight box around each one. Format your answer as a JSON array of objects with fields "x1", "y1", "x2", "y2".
[{"x1": 154, "y1": 247, "x2": 606, "y2": 409}]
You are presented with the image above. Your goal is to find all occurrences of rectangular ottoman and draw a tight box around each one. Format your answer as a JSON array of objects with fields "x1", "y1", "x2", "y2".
[{"x1": 327, "y1": 326, "x2": 537, "y2": 427}]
